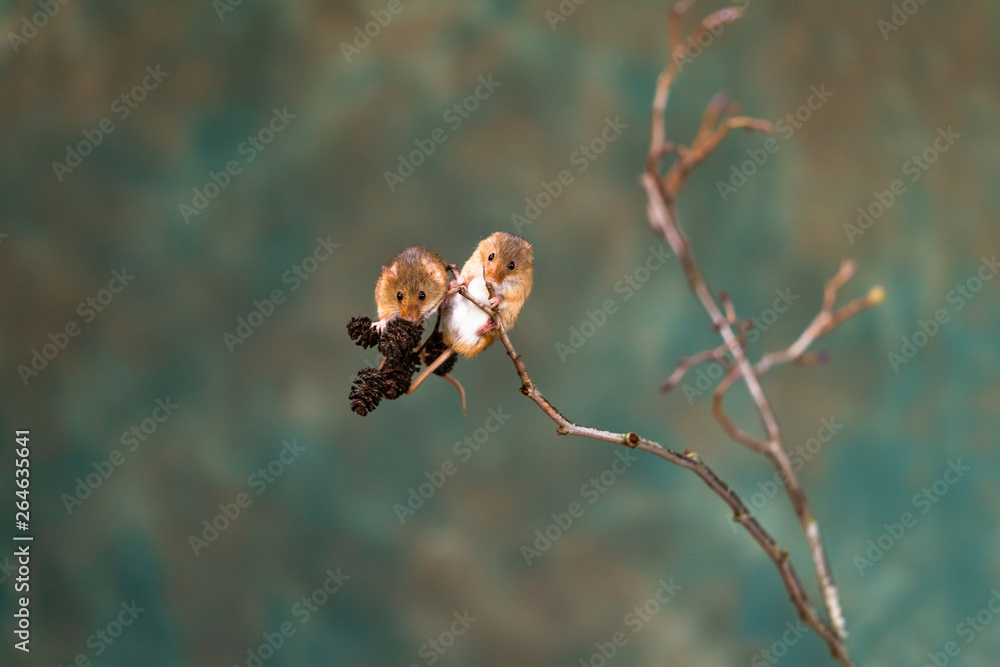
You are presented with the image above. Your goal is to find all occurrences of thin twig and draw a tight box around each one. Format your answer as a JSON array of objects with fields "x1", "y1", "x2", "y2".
[
  {"x1": 754, "y1": 264, "x2": 885, "y2": 376},
  {"x1": 644, "y1": 81, "x2": 859, "y2": 667},
  {"x1": 442, "y1": 3, "x2": 877, "y2": 662},
  {"x1": 638, "y1": 1, "x2": 879, "y2": 661},
  {"x1": 659, "y1": 343, "x2": 729, "y2": 393},
  {"x1": 456, "y1": 284, "x2": 853, "y2": 666}
]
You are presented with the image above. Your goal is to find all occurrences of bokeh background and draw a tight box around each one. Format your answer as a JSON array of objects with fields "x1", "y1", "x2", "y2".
[{"x1": 1, "y1": 0, "x2": 998, "y2": 665}]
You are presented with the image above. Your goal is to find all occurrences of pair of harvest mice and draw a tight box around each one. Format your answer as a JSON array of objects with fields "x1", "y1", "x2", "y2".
[{"x1": 371, "y1": 232, "x2": 533, "y2": 399}]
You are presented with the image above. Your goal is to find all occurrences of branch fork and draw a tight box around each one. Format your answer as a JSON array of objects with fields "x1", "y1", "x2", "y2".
[{"x1": 450, "y1": 3, "x2": 882, "y2": 664}]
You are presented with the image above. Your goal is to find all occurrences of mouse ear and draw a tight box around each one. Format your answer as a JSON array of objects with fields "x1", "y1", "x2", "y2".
[{"x1": 385, "y1": 263, "x2": 398, "y2": 277}]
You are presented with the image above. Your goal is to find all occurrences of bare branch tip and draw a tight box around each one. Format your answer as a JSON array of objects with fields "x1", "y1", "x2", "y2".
[
  {"x1": 709, "y1": 90, "x2": 732, "y2": 108},
  {"x1": 793, "y1": 351, "x2": 831, "y2": 367},
  {"x1": 717, "y1": 6, "x2": 743, "y2": 22},
  {"x1": 746, "y1": 118, "x2": 774, "y2": 133}
]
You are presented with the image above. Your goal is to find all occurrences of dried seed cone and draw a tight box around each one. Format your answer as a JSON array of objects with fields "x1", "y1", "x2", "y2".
[
  {"x1": 347, "y1": 316, "x2": 381, "y2": 349},
  {"x1": 423, "y1": 330, "x2": 457, "y2": 376},
  {"x1": 378, "y1": 320, "x2": 423, "y2": 359},
  {"x1": 349, "y1": 367, "x2": 385, "y2": 416},
  {"x1": 381, "y1": 351, "x2": 420, "y2": 400},
  {"x1": 349, "y1": 320, "x2": 424, "y2": 414}
]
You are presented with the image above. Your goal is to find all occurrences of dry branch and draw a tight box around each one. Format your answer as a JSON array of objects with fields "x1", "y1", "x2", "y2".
[
  {"x1": 450, "y1": 2, "x2": 883, "y2": 664},
  {"x1": 639, "y1": 1, "x2": 882, "y2": 662},
  {"x1": 456, "y1": 279, "x2": 853, "y2": 665}
]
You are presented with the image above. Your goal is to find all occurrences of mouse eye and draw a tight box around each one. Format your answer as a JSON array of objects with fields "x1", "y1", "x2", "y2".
[
  {"x1": 507, "y1": 261, "x2": 515, "y2": 270},
  {"x1": 488, "y1": 253, "x2": 495, "y2": 261},
  {"x1": 396, "y1": 292, "x2": 403, "y2": 301},
  {"x1": 418, "y1": 291, "x2": 426, "y2": 301}
]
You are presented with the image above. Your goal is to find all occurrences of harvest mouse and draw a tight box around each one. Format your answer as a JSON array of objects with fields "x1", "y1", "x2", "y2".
[
  {"x1": 372, "y1": 247, "x2": 449, "y2": 332},
  {"x1": 407, "y1": 232, "x2": 533, "y2": 400},
  {"x1": 443, "y1": 231, "x2": 533, "y2": 355}
]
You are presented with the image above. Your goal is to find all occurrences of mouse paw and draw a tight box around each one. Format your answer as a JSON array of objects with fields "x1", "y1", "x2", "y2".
[
  {"x1": 477, "y1": 319, "x2": 496, "y2": 336},
  {"x1": 372, "y1": 319, "x2": 388, "y2": 333},
  {"x1": 488, "y1": 295, "x2": 502, "y2": 309},
  {"x1": 447, "y1": 275, "x2": 468, "y2": 294}
]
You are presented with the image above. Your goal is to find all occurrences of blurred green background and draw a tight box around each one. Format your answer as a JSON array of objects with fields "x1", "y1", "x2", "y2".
[{"x1": 1, "y1": 0, "x2": 998, "y2": 665}]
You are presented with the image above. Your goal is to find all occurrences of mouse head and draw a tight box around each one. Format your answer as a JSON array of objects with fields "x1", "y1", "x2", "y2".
[
  {"x1": 378, "y1": 248, "x2": 448, "y2": 323},
  {"x1": 479, "y1": 232, "x2": 533, "y2": 288}
]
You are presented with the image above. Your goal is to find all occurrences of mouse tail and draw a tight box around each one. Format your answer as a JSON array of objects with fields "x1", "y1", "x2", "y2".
[
  {"x1": 407, "y1": 347, "x2": 455, "y2": 396},
  {"x1": 441, "y1": 372, "x2": 467, "y2": 413}
]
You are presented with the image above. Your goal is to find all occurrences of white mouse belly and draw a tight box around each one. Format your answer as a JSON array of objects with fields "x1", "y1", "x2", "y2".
[{"x1": 443, "y1": 275, "x2": 491, "y2": 351}]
